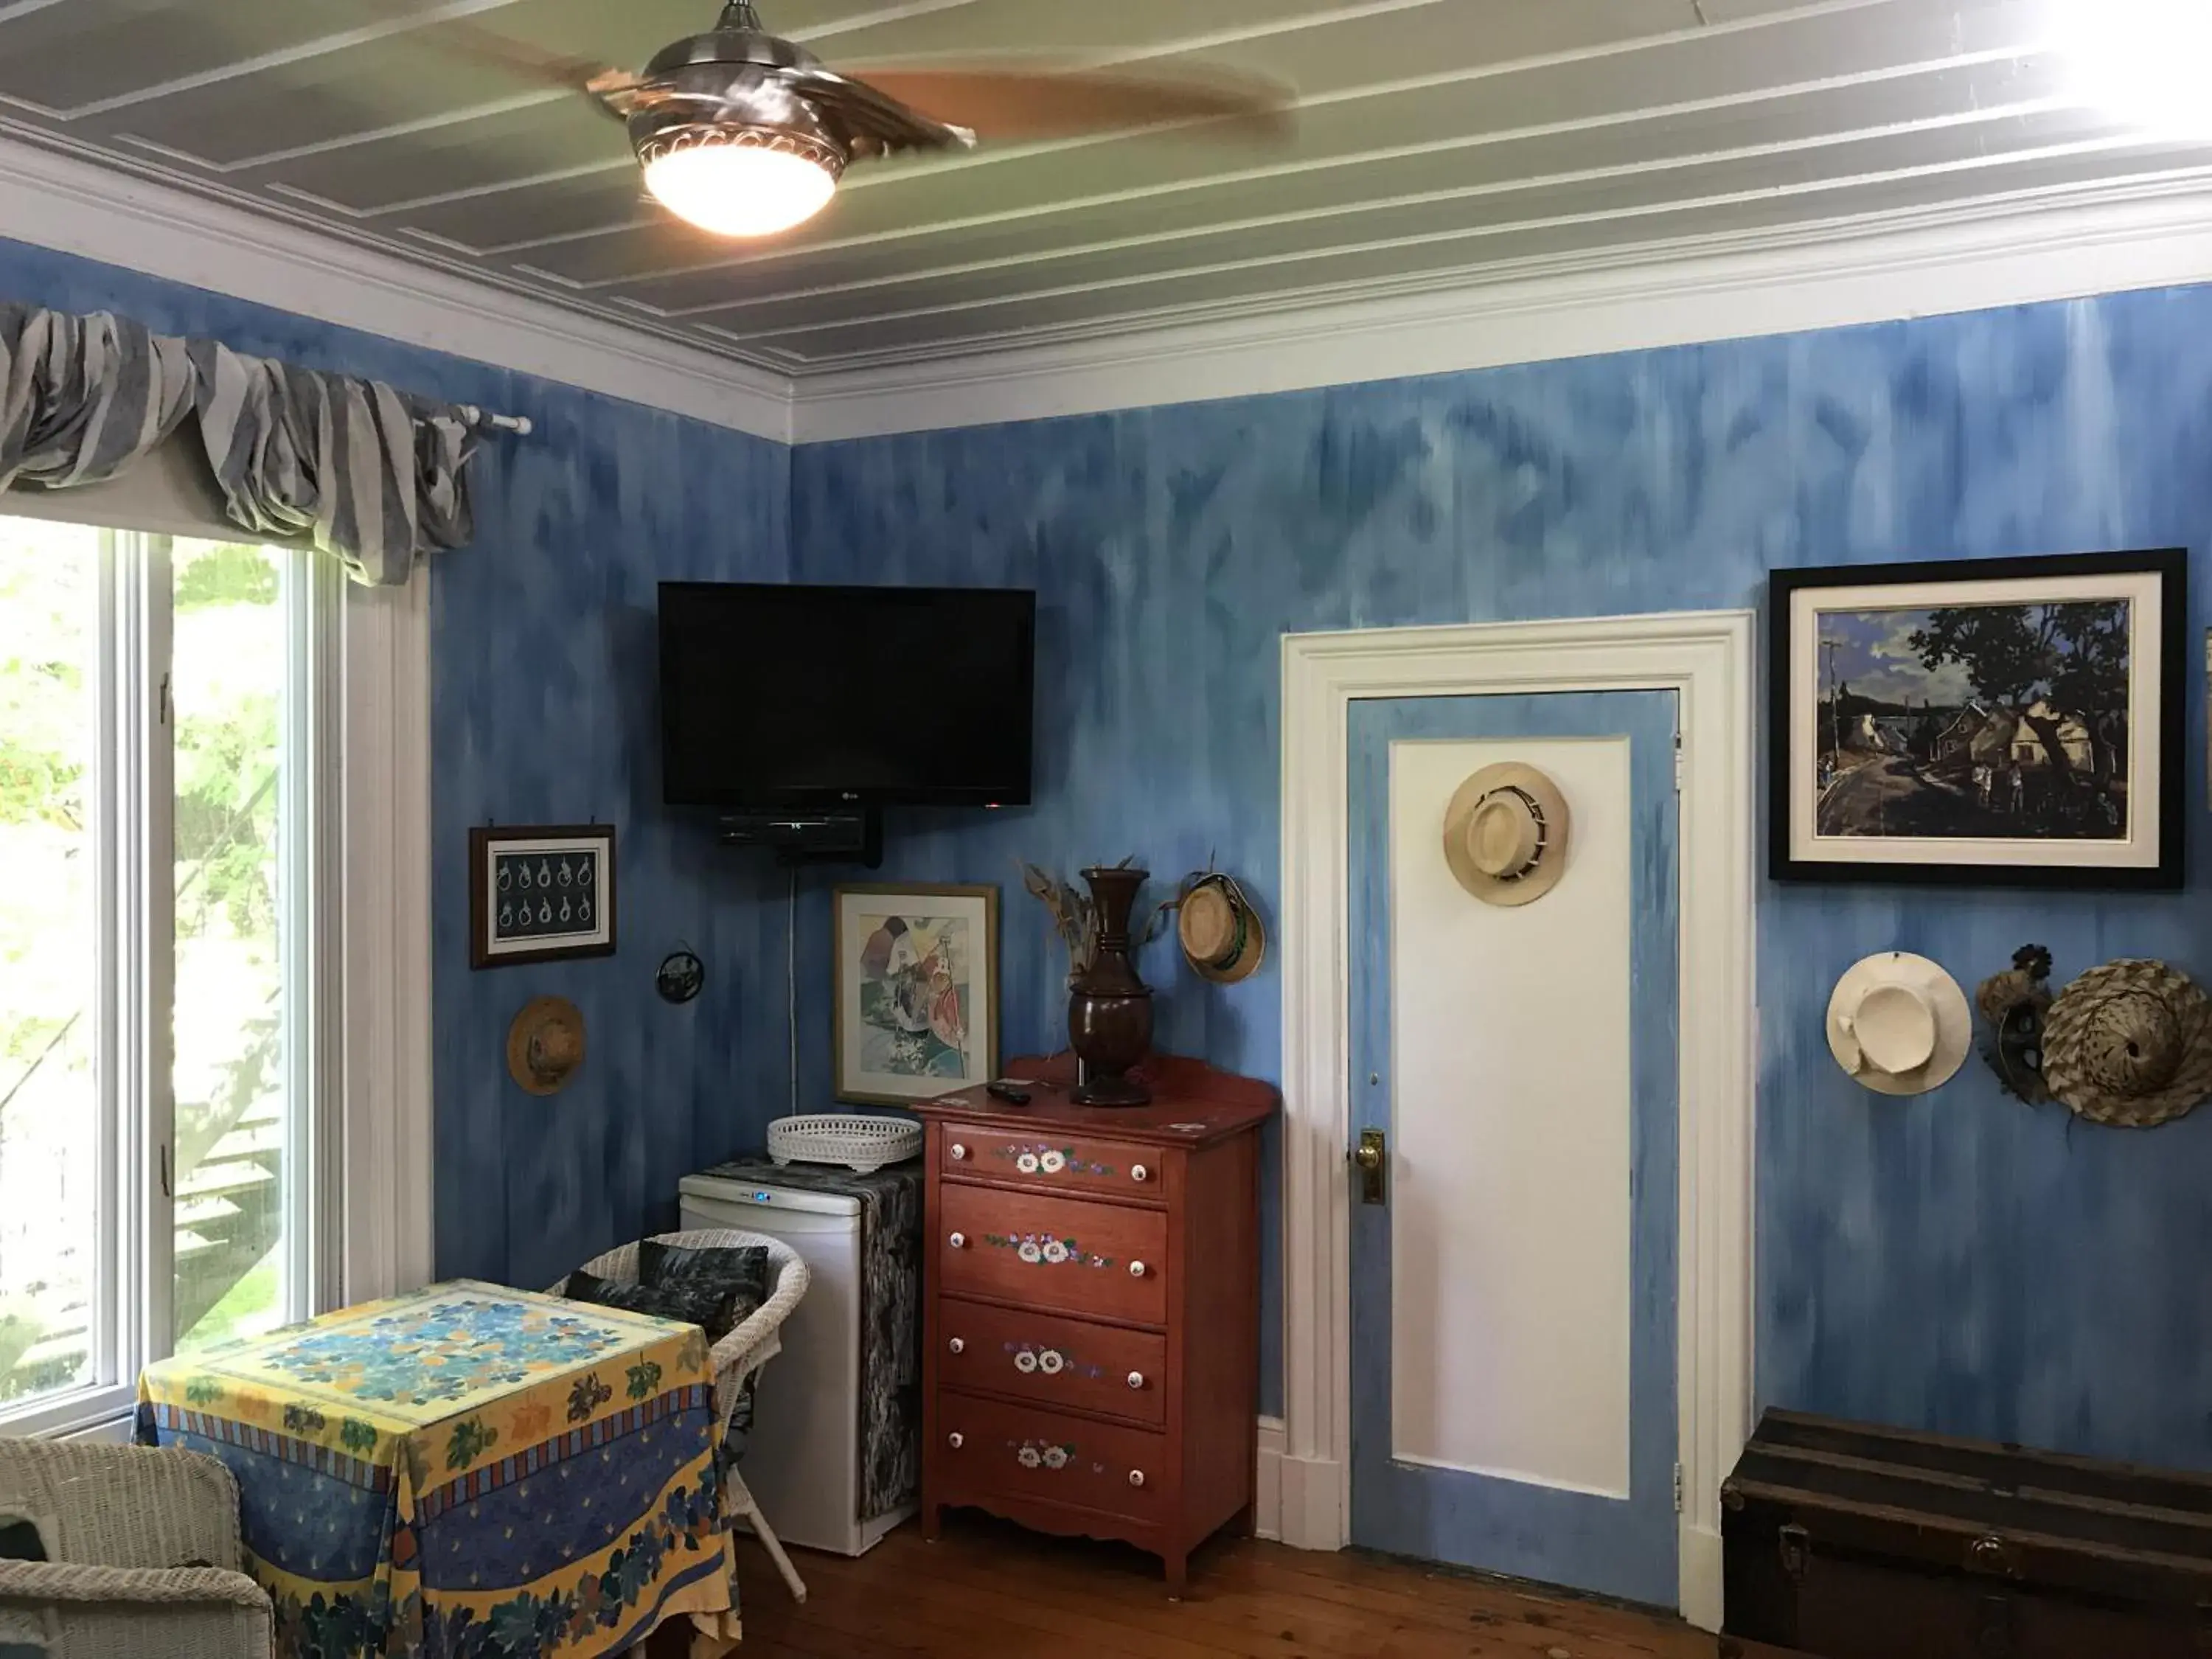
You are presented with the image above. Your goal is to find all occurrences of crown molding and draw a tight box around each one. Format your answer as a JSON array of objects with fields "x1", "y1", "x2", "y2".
[
  {"x1": 785, "y1": 174, "x2": 2212, "y2": 444},
  {"x1": 0, "y1": 131, "x2": 795, "y2": 443},
  {"x1": 14, "y1": 116, "x2": 2212, "y2": 453}
]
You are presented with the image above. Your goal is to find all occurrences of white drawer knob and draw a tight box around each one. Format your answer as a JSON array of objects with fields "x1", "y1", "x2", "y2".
[
  {"x1": 1128, "y1": 1470, "x2": 1146, "y2": 1488},
  {"x1": 1129, "y1": 1260, "x2": 1148, "y2": 1279},
  {"x1": 1127, "y1": 1371, "x2": 1145, "y2": 1390},
  {"x1": 947, "y1": 1337, "x2": 964, "y2": 1354},
  {"x1": 1039, "y1": 1349, "x2": 1064, "y2": 1375},
  {"x1": 1132, "y1": 1164, "x2": 1150, "y2": 1183},
  {"x1": 949, "y1": 1231, "x2": 967, "y2": 1249},
  {"x1": 950, "y1": 1142, "x2": 968, "y2": 1161},
  {"x1": 1014, "y1": 1350, "x2": 1038, "y2": 1374},
  {"x1": 947, "y1": 1432, "x2": 964, "y2": 1450}
]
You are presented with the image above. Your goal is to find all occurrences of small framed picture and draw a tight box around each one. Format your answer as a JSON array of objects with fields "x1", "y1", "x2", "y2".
[
  {"x1": 469, "y1": 825, "x2": 617, "y2": 967},
  {"x1": 1770, "y1": 549, "x2": 2185, "y2": 888},
  {"x1": 833, "y1": 883, "x2": 999, "y2": 1105}
]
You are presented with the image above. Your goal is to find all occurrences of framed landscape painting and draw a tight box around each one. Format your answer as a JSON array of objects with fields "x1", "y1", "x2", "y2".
[
  {"x1": 1770, "y1": 549, "x2": 2185, "y2": 888},
  {"x1": 833, "y1": 883, "x2": 999, "y2": 1105}
]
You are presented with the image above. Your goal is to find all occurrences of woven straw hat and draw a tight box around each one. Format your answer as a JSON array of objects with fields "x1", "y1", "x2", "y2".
[
  {"x1": 1177, "y1": 873, "x2": 1265, "y2": 984},
  {"x1": 1826, "y1": 952, "x2": 1972, "y2": 1096},
  {"x1": 2042, "y1": 959, "x2": 2212, "y2": 1128},
  {"x1": 507, "y1": 995, "x2": 586, "y2": 1096},
  {"x1": 1442, "y1": 762, "x2": 1572, "y2": 907}
]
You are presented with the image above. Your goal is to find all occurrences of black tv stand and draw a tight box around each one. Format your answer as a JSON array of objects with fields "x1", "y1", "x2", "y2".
[{"x1": 716, "y1": 807, "x2": 883, "y2": 868}]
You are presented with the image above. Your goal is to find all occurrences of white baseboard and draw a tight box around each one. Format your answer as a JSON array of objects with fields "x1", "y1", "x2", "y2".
[
  {"x1": 1254, "y1": 1415, "x2": 1346, "y2": 1551},
  {"x1": 1254, "y1": 1415, "x2": 1286, "y2": 1541},
  {"x1": 1679, "y1": 1523, "x2": 1724, "y2": 1634},
  {"x1": 1273, "y1": 1447, "x2": 1348, "y2": 1553}
]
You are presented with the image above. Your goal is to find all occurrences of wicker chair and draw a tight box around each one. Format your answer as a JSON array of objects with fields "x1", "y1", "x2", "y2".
[
  {"x1": 554, "y1": 1227, "x2": 812, "y2": 1604},
  {"x1": 0, "y1": 1437, "x2": 272, "y2": 1658}
]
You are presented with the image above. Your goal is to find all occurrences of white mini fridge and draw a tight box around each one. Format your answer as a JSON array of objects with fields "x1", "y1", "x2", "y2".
[{"x1": 678, "y1": 1169, "x2": 916, "y2": 1556}]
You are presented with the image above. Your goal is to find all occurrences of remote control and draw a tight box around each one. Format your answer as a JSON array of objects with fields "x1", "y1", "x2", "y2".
[{"x1": 985, "y1": 1079, "x2": 1034, "y2": 1105}]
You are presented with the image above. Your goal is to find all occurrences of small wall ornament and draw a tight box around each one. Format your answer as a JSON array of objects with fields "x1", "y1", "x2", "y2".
[
  {"x1": 1975, "y1": 945, "x2": 2054, "y2": 1103},
  {"x1": 2041, "y1": 959, "x2": 2212, "y2": 1128},
  {"x1": 655, "y1": 947, "x2": 705, "y2": 1005}
]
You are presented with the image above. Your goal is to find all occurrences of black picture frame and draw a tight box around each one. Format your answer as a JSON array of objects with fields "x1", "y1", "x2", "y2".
[
  {"x1": 1767, "y1": 549, "x2": 2186, "y2": 890},
  {"x1": 467, "y1": 824, "x2": 619, "y2": 967}
]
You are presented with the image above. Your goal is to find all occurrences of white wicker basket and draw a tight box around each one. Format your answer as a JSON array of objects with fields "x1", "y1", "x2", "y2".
[{"x1": 766, "y1": 1113, "x2": 922, "y2": 1173}]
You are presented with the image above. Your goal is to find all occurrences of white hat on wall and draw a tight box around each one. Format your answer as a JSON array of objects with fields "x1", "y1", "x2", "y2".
[{"x1": 1826, "y1": 952, "x2": 1972, "y2": 1096}]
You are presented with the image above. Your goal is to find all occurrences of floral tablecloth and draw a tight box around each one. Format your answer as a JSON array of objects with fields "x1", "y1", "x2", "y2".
[{"x1": 136, "y1": 1280, "x2": 737, "y2": 1658}]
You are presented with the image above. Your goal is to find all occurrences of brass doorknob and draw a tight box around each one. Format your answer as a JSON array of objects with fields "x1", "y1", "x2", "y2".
[{"x1": 1354, "y1": 1127, "x2": 1388, "y2": 1204}]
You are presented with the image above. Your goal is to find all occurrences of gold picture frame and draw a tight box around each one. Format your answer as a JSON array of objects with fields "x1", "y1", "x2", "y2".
[{"x1": 832, "y1": 883, "x2": 1001, "y2": 1105}]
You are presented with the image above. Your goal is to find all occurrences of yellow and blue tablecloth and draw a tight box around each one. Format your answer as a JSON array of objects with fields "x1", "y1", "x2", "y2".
[{"x1": 136, "y1": 1279, "x2": 737, "y2": 1658}]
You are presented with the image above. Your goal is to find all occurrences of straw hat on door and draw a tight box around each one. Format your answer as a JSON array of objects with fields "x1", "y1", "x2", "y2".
[{"x1": 1441, "y1": 762, "x2": 1572, "y2": 906}]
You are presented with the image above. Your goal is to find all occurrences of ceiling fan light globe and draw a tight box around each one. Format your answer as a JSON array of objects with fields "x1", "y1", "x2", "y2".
[{"x1": 640, "y1": 132, "x2": 840, "y2": 236}]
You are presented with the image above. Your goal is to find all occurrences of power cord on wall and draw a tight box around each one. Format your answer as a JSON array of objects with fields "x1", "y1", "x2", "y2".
[{"x1": 787, "y1": 866, "x2": 799, "y2": 1116}]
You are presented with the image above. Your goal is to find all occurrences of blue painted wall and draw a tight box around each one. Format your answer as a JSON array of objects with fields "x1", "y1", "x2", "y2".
[
  {"x1": 18, "y1": 227, "x2": 2212, "y2": 1471},
  {"x1": 790, "y1": 285, "x2": 2212, "y2": 1455},
  {"x1": 0, "y1": 238, "x2": 792, "y2": 1294}
]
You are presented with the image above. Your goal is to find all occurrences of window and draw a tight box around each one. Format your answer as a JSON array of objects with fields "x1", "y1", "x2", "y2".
[{"x1": 0, "y1": 515, "x2": 338, "y2": 1430}]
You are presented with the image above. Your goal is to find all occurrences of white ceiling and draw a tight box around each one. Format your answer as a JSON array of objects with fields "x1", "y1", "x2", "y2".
[{"x1": 1, "y1": 0, "x2": 2205, "y2": 383}]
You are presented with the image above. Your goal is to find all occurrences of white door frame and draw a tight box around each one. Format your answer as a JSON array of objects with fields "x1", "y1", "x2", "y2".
[{"x1": 1276, "y1": 610, "x2": 1756, "y2": 1631}]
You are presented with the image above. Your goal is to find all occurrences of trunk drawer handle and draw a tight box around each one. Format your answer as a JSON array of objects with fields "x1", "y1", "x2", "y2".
[{"x1": 1778, "y1": 1522, "x2": 1811, "y2": 1585}]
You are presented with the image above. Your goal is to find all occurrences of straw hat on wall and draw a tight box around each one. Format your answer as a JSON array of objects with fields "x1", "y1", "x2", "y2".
[
  {"x1": 507, "y1": 995, "x2": 586, "y2": 1096},
  {"x1": 2041, "y1": 959, "x2": 2212, "y2": 1128},
  {"x1": 1176, "y1": 873, "x2": 1266, "y2": 984},
  {"x1": 1826, "y1": 952, "x2": 1972, "y2": 1096}
]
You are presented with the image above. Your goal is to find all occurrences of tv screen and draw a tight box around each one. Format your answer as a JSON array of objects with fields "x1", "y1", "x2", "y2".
[{"x1": 658, "y1": 581, "x2": 1037, "y2": 807}]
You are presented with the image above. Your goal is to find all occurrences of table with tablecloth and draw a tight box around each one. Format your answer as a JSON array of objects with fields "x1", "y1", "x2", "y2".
[{"x1": 136, "y1": 1279, "x2": 739, "y2": 1658}]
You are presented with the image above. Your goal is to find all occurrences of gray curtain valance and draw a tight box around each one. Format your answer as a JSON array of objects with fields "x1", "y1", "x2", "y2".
[
  {"x1": 0, "y1": 305, "x2": 195, "y2": 493},
  {"x1": 191, "y1": 343, "x2": 474, "y2": 588},
  {"x1": 0, "y1": 301, "x2": 484, "y2": 585}
]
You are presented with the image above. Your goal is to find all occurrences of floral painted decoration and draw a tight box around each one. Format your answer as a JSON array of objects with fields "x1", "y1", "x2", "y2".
[
  {"x1": 1005, "y1": 1341, "x2": 1105, "y2": 1380},
  {"x1": 981, "y1": 1231, "x2": 1115, "y2": 1269},
  {"x1": 993, "y1": 1142, "x2": 1116, "y2": 1178},
  {"x1": 1011, "y1": 1438, "x2": 1077, "y2": 1471}
]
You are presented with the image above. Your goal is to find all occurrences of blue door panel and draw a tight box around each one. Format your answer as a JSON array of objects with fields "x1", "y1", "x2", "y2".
[{"x1": 1346, "y1": 691, "x2": 1681, "y2": 1607}]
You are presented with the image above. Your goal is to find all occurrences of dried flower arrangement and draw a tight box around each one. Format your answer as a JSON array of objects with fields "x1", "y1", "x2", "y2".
[{"x1": 1018, "y1": 856, "x2": 1178, "y2": 984}]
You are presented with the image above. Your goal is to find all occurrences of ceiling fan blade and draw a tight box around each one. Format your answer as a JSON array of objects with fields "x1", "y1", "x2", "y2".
[
  {"x1": 351, "y1": 1, "x2": 638, "y2": 114},
  {"x1": 830, "y1": 61, "x2": 1293, "y2": 143}
]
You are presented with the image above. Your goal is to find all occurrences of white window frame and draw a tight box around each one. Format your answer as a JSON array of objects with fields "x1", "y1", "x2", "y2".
[{"x1": 0, "y1": 462, "x2": 434, "y2": 1435}]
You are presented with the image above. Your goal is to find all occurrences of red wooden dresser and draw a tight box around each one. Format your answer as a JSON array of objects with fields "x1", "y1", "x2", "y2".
[{"x1": 908, "y1": 1054, "x2": 1276, "y2": 1593}]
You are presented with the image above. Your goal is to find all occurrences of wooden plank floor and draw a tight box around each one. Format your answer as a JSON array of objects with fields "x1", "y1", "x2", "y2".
[{"x1": 725, "y1": 1514, "x2": 1722, "y2": 1659}]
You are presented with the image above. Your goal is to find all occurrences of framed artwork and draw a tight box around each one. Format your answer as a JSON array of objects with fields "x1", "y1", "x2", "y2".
[
  {"x1": 833, "y1": 883, "x2": 999, "y2": 1105},
  {"x1": 468, "y1": 824, "x2": 617, "y2": 967},
  {"x1": 1770, "y1": 549, "x2": 2185, "y2": 888}
]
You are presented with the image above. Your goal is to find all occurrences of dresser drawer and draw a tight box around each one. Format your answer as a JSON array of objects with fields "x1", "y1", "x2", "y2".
[
  {"x1": 939, "y1": 1186, "x2": 1168, "y2": 1326},
  {"x1": 938, "y1": 1297, "x2": 1167, "y2": 1427},
  {"x1": 942, "y1": 1123, "x2": 1163, "y2": 1202},
  {"x1": 939, "y1": 1394, "x2": 1167, "y2": 1524}
]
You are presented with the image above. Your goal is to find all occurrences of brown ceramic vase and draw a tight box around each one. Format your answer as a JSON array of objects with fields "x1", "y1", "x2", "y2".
[{"x1": 1068, "y1": 865, "x2": 1154, "y2": 1106}]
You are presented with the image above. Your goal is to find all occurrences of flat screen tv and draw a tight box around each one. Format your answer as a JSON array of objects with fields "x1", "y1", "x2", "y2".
[{"x1": 658, "y1": 581, "x2": 1037, "y2": 808}]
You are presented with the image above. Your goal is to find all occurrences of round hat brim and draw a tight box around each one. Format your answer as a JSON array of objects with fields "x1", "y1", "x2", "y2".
[
  {"x1": 1441, "y1": 762, "x2": 1572, "y2": 907},
  {"x1": 1824, "y1": 952, "x2": 1972, "y2": 1096}
]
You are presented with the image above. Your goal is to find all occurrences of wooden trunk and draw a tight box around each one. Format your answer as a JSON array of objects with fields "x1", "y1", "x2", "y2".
[
  {"x1": 1722, "y1": 1409, "x2": 2212, "y2": 1658},
  {"x1": 908, "y1": 1053, "x2": 1276, "y2": 1596}
]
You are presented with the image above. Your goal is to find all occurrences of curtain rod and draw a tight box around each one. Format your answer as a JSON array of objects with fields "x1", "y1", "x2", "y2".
[{"x1": 455, "y1": 403, "x2": 532, "y2": 437}]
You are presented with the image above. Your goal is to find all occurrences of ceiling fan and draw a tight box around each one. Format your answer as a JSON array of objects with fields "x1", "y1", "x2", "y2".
[{"x1": 429, "y1": 0, "x2": 1293, "y2": 238}]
